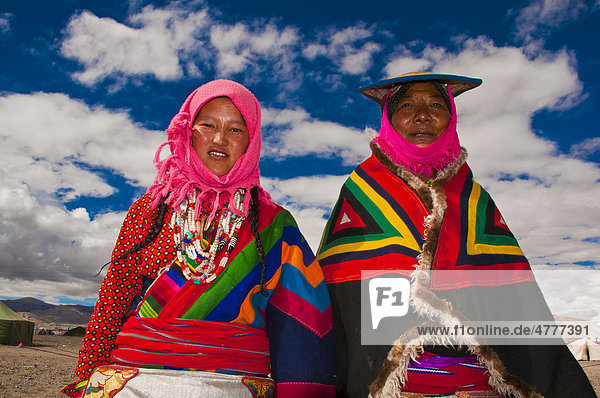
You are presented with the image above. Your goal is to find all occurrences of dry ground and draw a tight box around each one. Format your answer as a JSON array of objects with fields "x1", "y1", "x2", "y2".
[
  {"x1": 0, "y1": 335, "x2": 81, "y2": 398},
  {"x1": 0, "y1": 335, "x2": 598, "y2": 397}
]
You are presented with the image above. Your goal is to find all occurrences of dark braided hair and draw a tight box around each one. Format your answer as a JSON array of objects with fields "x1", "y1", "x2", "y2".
[
  {"x1": 385, "y1": 81, "x2": 451, "y2": 121},
  {"x1": 96, "y1": 197, "x2": 170, "y2": 276},
  {"x1": 248, "y1": 186, "x2": 268, "y2": 295}
]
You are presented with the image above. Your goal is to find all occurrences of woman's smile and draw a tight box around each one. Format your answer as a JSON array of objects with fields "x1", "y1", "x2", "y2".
[{"x1": 191, "y1": 97, "x2": 249, "y2": 176}]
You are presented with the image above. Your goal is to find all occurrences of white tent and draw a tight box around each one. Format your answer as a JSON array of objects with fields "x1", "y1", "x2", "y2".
[
  {"x1": 588, "y1": 339, "x2": 600, "y2": 360},
  {"x1": 568, "y1": 338, "x2": 600, "y2": 361},
  {"x1": 568, "y1": 338, "x2": 589, "y2": 360}
]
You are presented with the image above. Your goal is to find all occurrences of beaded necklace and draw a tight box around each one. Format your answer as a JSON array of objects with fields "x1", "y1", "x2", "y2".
[{"x1": 170, "y1": 189, "x2": 246, "y2": 284}]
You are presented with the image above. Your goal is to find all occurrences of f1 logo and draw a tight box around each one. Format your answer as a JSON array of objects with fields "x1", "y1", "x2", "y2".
[{"x1": 369, "y1": 277, "x2": 410, "y2": 329}]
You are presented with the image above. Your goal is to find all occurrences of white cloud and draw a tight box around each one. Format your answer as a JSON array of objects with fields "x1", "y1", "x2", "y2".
[
  {"x1": 0, "y1": 12, "x2": 13, "y2": 36},
  {"x1": 384, "y1": 55, "x2": 432, "y2": 78},
  {"x1": 302, "y1": 25, "x2": 382, "y2": 75},
  {"x1": 0, "y1": 177, "x2": 124, "y2": 285},
  {"x1": 533, "y1": 269, "x2": 600, "y2": 323},
  {"x1": 340, "y1": 42, "x2": 382, "y2": 75},
  {"x1": 56, "y1": 5, "x2": 389, "y2": 92},
  {"x1": 0, "y1": 92, "x2": 164, "y2": 198},
  {"x1": 0, "y1": 91, "x2": 165, "y2": 297},
  {"x1": 261, "y1": 107, "x2": 371, "y2": 165},
  {"x1": 209, "y1": 22, "x2": 300, "y2": 78},
  {"x1": 59, "y1": 5, "x2": 306, "y2": 89},
  {"x1": 262, "y1": 175, "x2": 348, "y2": 249},
  {"x1": 510, "y1": 0, "x2": 595, "y2": 44},
  {"x1": 262, "y1": 175, "x2": 347, "y2": 209},
  {"x1": 570, "y1": 137, "x2": 600, "y2": 158},
  {"x1": 60, "y1": 7, "x2": 208, "y2": 85}
]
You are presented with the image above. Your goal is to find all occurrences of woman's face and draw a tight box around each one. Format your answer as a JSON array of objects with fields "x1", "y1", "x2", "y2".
[
  {"x1": 192, "y1": 97, "x2": 250, "y2": 176},
  {"x1": 390, "y1": 82, "x2": 450, "y2": 147}
]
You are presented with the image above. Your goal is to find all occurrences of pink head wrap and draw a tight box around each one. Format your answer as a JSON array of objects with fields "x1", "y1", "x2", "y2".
[
  {"x1": 147, "y1": 79, "x2": 270, "y2": 221},
  {"x1": 373, "y1": 85, "x2": 461, "y2": 177}
]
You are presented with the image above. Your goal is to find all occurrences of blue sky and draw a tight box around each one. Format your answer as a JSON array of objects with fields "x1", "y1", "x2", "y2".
[{"x1": 0, "y1": 0, "x2": 599, "y2": 321}]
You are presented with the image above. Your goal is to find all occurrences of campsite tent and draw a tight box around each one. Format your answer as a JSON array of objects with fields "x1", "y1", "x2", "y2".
[
  {"x1": 0, "y1": 300, "x2": 34, "y2": 345},
  {"x1": 567, "y1": 338, "x2": 600, "y2": 361},
  {"x1": 588, "y1": 339, "x2": 600, "y2": 360},
  {"x1": 63, "y1": 326, "x2": 86, "y2": 336},
  {"x1": 568, "y1": 338, "x2": 589, "y2": 360}
]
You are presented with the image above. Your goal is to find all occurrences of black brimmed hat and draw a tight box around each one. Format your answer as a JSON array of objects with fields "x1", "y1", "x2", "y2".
[{"x1": 359, "y1": 72, "x2": 482, "y2": 104}]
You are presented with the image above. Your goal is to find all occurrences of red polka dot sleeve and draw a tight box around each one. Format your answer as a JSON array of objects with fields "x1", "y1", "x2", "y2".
[{"x1": 73, "y1": 193, "x2": 175, "y2": 381}]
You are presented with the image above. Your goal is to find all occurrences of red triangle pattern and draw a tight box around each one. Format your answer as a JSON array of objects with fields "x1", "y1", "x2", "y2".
[
  {"x1": 493, "y1": 206, "x2": 510, "y2": 231},
  {"x1": 332, "y1": 198, "x2": 367, "y2": 234}
]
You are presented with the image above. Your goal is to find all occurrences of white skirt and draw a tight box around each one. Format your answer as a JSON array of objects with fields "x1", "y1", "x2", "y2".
[{"x1": 83, "y1": 365, "x2": 274, "y2": 398}]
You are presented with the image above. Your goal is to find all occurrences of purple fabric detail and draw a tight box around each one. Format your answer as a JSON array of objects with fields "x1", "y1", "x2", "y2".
[
  {"x1": 276, "y1": 382, "x2": 336, "y2": 398},
  {"x1": 373, "y1": 85, "x2": 461, "y2": 176},
  {"x1": 409, "y1": 355, "x2": 478, "y2": 369}
]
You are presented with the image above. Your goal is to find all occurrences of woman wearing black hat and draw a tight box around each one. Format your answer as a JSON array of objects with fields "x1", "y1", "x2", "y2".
[{"x1": 316, "y1": 72, "x2": 596, "y2": 397}]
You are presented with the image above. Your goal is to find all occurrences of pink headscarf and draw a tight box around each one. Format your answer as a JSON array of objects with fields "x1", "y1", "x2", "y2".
[
  {"x1": 147, "y1": 79, "x2": 270, "y2": 221},
  {"x1": 373, "y1": 85, "x2": 461, "y2": 177}
]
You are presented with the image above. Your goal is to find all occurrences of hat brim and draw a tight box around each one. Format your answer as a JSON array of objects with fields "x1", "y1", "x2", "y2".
[{"x1": 359, "y1": 72, "x2": 482, "y2": 104}]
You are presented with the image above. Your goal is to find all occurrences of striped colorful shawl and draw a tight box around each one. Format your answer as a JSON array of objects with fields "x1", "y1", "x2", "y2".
[
  {"x1": 318, "y1": 151, "x2": 532, "y2": 286},
  {"x1": 133, "y1": 203, "x2": 332, "y2": 334},
  {"x1": 116, "y1": 199, "x2": 335, "y2": 395}
]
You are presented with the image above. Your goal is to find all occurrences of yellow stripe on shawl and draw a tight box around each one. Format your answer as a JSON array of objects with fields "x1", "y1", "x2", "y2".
[
  {"x1": 318, "y1": 237, "x2": 420, "y2": 259},
  {"x1": 350, "y1": 172, "x2": 421, "y2": 252},
  {"x1": 139, "y1": 300, "x2": 159, "y2": 318},
  {"x1": 318, "y1": 171, "x2": 421, "y2": 260},
  {"x1": 467, "y1": 181, "x2": 525, "y2": 256}
]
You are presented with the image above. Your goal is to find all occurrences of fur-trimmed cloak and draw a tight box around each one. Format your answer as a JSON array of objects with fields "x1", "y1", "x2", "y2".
[{"x1": 317, "y1": 143, "x2": 596, "y2": 398}]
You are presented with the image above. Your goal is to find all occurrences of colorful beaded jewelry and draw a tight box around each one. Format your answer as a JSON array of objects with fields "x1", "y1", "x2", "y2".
[{"x1": 170, "y1": 189, "x2": 246, "y2": 283}]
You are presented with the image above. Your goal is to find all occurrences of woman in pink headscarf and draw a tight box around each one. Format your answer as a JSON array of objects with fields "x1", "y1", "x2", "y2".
[
  {"x1": 316, "y1": 73, "x2": 596, "y2": 397},
  {"x1": 63, "y1": 80, "x2": 335, "y2": 398}
]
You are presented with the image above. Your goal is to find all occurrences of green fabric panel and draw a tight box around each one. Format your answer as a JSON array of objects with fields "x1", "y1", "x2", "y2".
[
  {"x1": 139, "y1": 294, "x2": 161, "y2": 318},
  {"x1": 474, "y1": 187, "x2": 520, "y2": 247},
  {"x1": 182, "y1": 210, "x2": 295, "y2": 320},
  {"x1": 320, "y1": 177, "x2": 399, "y2": 251}
]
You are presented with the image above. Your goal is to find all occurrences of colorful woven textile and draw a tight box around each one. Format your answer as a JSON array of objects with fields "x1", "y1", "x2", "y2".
[
  {"x1": 403, "y1": 351, "x2": 492, "y2": 394},
  {"x1": 318, "y1": 153, "x2": 531, "y2": 286},
  {"x1": 83, "y1": 365, "x2": 138, "y2": 398},
  {"x1": 66, "y1": 193, "x2": 335, "y2": 397},
  {"x1": 71, "y1": 194, "x2": 176, "y2": 388},
  {"x1": 433, "y1": 164, "x2": 529, "y2": 271},
  {"x1": 318, "y1": 155, "x2": 426, "y2": 283},
  {"x1": 394, "y1": 392, "x2": 501, "y2": 398},
  {"x1": 111, "y1": 316, "x2": 270, "y2": 375}
]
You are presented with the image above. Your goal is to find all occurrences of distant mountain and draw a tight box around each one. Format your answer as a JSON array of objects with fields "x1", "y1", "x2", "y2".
[
  {"x1": 2, "y1": 297, "x2": 94, "y2": 326},
  {"x1": 4, "y1": 297, "x2": 55, "y2": 312}
]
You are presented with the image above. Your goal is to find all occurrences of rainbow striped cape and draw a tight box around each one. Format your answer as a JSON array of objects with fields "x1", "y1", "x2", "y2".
[{"x1": 318, "y1": 153, "x2": 532, "y2": 286}]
